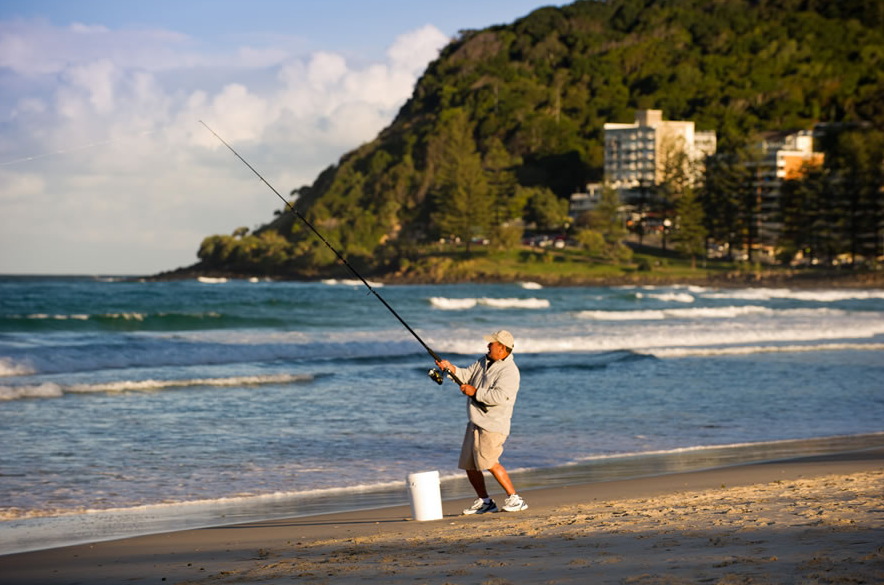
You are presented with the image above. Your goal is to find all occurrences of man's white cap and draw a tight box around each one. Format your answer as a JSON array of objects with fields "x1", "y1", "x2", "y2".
[{"x1": 484, "y1": 329, "x2": 515, "y2": 349}]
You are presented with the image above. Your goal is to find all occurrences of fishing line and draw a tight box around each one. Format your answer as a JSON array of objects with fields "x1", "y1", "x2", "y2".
[
  {"x1": 0, "y1": 130, "x2": 156, "y2": 167},
  {"x1": 199, "y1": 120, "x2": 484, "y2": 403}
]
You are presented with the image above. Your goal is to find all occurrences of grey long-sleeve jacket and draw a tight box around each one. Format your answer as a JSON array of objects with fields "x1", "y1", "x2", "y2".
[{"x1": 454, "y1": 355, "x2": 520, "y2": 436}]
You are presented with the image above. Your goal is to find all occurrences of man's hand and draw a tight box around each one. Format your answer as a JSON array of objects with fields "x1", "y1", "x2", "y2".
[
  {"x1": 435, "y1": 359, "x2": 453, "y2": 372},
  {"x1": 460, "y1": 384, "x2": 477, "y2": 397}
]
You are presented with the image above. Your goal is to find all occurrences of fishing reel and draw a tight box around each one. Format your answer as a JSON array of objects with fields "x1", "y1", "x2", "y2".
[{"x1": 427, "y1": 368, "x2": 445, "y2": 385}]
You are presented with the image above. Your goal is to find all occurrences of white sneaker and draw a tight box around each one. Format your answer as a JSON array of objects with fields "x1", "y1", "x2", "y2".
[
  {"x1": 462, "y1": 498, "x2": 498, "y2": 514},
  {"x1": 501, "y1": 494, "x2": 528, "y2": 512}
]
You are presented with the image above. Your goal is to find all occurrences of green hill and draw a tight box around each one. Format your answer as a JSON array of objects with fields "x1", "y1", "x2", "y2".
[{"x1": 189, "y1": 0, "x2": 884, "y2": 282}]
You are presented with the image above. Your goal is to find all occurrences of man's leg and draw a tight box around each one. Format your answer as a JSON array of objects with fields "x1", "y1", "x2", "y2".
[
  {"x1": 488, "y1": 462, "x2": 516, "y2": 496},
  {"x1": 466, "y1": 469, "x2": 488, "y2": 498}
]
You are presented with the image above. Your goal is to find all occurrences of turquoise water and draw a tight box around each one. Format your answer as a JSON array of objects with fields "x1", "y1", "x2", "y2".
[{"x1": 1, "y1": 275, "x2": 883, "y2": 552}]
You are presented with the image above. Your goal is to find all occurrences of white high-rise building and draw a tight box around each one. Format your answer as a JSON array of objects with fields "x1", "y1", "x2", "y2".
[{"x1": 604, "y1": 109, "x2": 716, "y2": 189}]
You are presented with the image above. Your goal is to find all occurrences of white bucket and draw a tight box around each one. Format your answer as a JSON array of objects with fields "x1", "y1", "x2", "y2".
[{"x1": 406, "y1": 470, "x2": 443, "y2": 521}]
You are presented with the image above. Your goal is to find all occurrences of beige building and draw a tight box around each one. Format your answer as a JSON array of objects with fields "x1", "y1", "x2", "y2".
[{"x1": 604, "y1": 109, "x2": 717, "y2": 190}]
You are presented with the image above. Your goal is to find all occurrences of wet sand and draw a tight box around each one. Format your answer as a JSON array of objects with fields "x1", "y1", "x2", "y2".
[{"x1": 2, "y1": 448, "x2": 882, "y2": 584}]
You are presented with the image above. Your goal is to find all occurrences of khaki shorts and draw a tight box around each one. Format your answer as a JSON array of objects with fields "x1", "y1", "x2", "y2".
[{"x1": 458, "y1": 422, "x2": 507, "y2": 471}]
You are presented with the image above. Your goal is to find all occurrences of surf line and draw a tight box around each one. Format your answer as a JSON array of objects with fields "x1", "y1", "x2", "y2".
[{"x1": 199, "y1": 121, "x2": 485, "y2": 409}]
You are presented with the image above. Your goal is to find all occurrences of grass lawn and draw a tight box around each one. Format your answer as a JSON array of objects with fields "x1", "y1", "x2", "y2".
[{"x1": 391, "y1": 244, "x2": 753, "y2": 284}]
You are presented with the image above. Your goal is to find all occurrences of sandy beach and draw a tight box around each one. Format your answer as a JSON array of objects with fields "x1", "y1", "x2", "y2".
[{"x1": 2, "y1": 448, "x2": 882, "y2": 584}]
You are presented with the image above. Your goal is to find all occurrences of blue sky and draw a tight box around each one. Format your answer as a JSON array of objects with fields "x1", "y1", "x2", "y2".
[{"x1": 0, "y1": 0, "x2": 559, "y2": 274}]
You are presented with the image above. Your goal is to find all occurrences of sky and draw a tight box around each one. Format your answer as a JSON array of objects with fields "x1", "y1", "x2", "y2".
[{"x1": 0, "y1": 0, "x2": 559, "y2": 275}]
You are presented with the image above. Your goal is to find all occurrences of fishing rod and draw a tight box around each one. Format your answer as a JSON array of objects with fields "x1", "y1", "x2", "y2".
[{"x1": 200, "y1": 120, "x2": 485, "y2": 408}]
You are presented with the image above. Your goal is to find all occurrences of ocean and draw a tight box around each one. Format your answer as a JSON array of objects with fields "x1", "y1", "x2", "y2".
[{"x1": 1, "y1": 275, "x2": 883, "y2": 554}]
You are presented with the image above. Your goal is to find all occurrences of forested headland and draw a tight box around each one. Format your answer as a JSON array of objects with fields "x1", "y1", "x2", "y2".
[{"x1": 159, "y1": 0, "x2": 884, "y2": 287}]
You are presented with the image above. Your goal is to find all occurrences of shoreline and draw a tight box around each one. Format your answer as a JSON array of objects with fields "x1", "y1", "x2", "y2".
[
  {"x1": 3, "y1": 433, "x2": 882, "y2": 557},
  {"x1": 1, "y1": 447, "x2": 881, "y2": 584},
  {"x1": 5, "y1": 269, "x2": 884, "y2": 289},
  {"x1": 141, "y1": 261, "x2": 884, "y2": 289}
]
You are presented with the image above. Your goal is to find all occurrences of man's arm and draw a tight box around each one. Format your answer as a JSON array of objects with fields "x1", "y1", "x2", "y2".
[
  {"x1": 474, "y1": 365, "x2": 519, "y2": 406},
  {"x1": 435, "y1": 358, "x2": 488, "y2": 412}
]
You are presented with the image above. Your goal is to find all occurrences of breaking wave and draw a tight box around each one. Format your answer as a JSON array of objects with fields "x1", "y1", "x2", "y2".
[
  {"x1": 321, "y1": 278, "x2": 384, "y2": 288},
  {"x1": 0, "y1": 373, "x2": 315, "y2": 402},
  {"x1": 642, "y1": 342, "x2": 884, "y2": 358},
  {"x1": 576, "y1": 306, "x2": 846, "y2": 321},
  {"x1": 700, "y1": 288, "x2": 884, "y2": 302},
  {"x1": 429, "y1": 297, "x2": 551, "y2": 310}
]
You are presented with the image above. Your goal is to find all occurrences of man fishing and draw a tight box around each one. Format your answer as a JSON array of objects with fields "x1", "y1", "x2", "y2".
[
  {"x1": 203, "y1": 124, "x2": 528, "y2": 514},
  {"x1": 435, "y1": 329, "x2": 528, "y2": 514}
]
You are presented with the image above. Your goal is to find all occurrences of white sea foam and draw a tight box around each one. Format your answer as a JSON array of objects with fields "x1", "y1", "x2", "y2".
[
  {"x1": 12, "y1": 312, "x2": 145, "y2": 321},
  {"x1": 197, "y1": 277, "x2": 228, "y2": 284},
  {"x1": 519, "y1": 281, "x2": 543, "y2": 290},
  {"x1": 0, "y1": 357, "x2": 36, "y2": 377},
  {"x1": 429, "y1": 297, "x2": 477, "y2": 310},
  {"x1": 429, "y1": 297, "x2": 550, "y2": 310},
  {"x1": 0, "y1": 382, "x2": 63, "y2": 401},
  {"x1": 481, "y1": 297, "x2": 550, "y2": 309},
  {"x1": 643, "y1": 342, "x2": 884, "y2": 358},
  {"x1": 0, "y1": 476, "x2": 411, "y2": 523},
  {"x1": 108, "y1": 312, "x2": 146, "y2": 321},
  {"x1": 701, "y1": 288, "x2": 884, "y2": 302},
  {"x1": 14, "y1": 311, "x2": 225, "y2": 323},
  {"x1": 8, "y1": 307, "x2": 881, "y2": 377},
  {"x1": 575, "y1": 306, "x2": 843, "y2": 321},
  {"x1": 642, "y1": 292, "x2": 696, "y2": 303},
  {"x1": 0, "y1": 374, "x2": 314, "y2": 401},
  {"x1": 4, "y1": 433, "x2": 879, "y2": 524},
  {"x1": 569, "y1": 432, "x2": 884, "y2": 463},
  {"x1": 500, "y1": 322, "x2": 884, "y2": 356},
  {"x1": 322, "y1": 278, "x2": 384, "y2": 287}
]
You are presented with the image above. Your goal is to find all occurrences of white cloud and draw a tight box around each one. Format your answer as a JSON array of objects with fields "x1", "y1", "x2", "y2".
[
  {"x1": 12, "y1": 97, "x2": 47, "y2": 117},
  {"x1": 307, "y1": 52, "x2": 348, "y2": 88},
  {"x1": 0, "y1": 19, "x2": 449, "y2": 274},
  {"x1": 387, "y1": 24, "x2": 451, "y2": 74},
  {"x1": 70, "y1": 22, "x2": 110, "y2": 34},
  {"x1": 0, "y1": 170, "x2": 44, "y2": 201},
  {"x1": 62, "y1": 59, "x2": 118, "y2": 113}
]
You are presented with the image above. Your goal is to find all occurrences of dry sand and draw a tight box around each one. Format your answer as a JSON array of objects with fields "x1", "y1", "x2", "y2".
[{"x1": 2, "y1": 449, "x2": 882, "y2": 584}]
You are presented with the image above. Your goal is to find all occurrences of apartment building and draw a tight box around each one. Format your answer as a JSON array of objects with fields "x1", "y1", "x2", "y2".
[{"x1": 603, "y1": 109, "x2": 717, "y2": 190}]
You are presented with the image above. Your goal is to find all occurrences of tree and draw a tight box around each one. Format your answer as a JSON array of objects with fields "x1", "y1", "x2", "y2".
[
  {"x1": 703, "y1": 145, "x2": 762, "y2": 262},
  {"x1": 574, "y1": 229, "x2": 606, "y2": 258},
  {"x1": 702, "y1": 151, "x2": 746, "y2": 260},
  {"x1": 430, "y1": 109, "x2": 493, "y2": 253},
  {"x1": 590, "y1": 185, "x2": 628, "y2": 245},
  {"x1": 658, "y1": 133, "x2": 696, "y2": 252},
  {"x1": 672, "y1": 187, "x2": 707, "y2": 268},
  {"x1": 191, "y1": 1, "x2": 884, "y2": 276},
  {"x1": 483, "y1": 136, "x2": 523, "y2": 226},
  {"x1": 778, "y1": 164, "x2": 829, "y2": 265},
  {"x1": 826, "y1": 129, "x2": 884, "y2": 265},
  {"x1": 521, "y1": 186, "x2": 568, "y2": 231},
  {"x1": 779, "y1": 128, "x2": 884, "y2": 267},
  {"x1": 579, "y1": 186, "x2": 632, "y2": 262}
]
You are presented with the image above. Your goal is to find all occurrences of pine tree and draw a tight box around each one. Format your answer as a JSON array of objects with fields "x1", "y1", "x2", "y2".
[
  {"x1": 483, "y1": 136, "x2": 522, "y2": 225},
  {"x1": 672, "y1": 187, "x2": 707, "y2": 269},
  {"x1": 430, "y1": 109, "x2": 493, "y2": 254}
]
